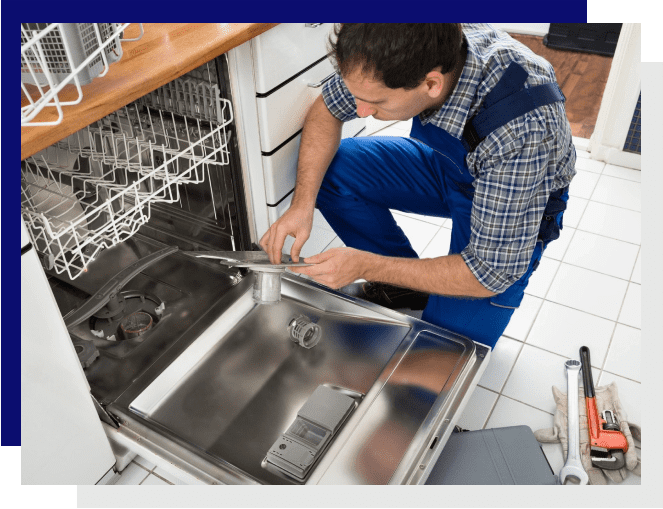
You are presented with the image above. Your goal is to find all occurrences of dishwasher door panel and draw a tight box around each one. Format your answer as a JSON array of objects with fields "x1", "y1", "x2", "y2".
[{"x1": 21, "y1": 220, "x2": 116, "y2": 484}]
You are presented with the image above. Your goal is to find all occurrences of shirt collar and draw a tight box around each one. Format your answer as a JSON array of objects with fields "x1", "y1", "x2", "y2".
[{"x1": 418, "y1": 34, "x2": 484, "y2": 140}]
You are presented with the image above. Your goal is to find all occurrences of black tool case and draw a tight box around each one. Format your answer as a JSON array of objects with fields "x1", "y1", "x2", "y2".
[
  {"x1": 543, "y1": 23, "x2": 623, "y2": 57},
  {"x1": 425, "y1": 425, "x2": 558, "y2": 485}
]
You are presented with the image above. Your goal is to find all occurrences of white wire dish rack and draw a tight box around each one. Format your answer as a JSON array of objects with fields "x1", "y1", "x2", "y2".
[
  {"x1": 136, "y1": 64, "x2": 224, "y2": 124},
  {"x1": 21, "y1": 23, "x2": 144, "y2": 126},
  {"x1": 21, "y1": 94, "x2": 234, "y2": 280}
]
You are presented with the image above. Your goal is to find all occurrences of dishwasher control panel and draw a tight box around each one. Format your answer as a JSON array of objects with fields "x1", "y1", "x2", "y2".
[{"x1": 265, "y1": 385, "x2": 356, "y2": 480}]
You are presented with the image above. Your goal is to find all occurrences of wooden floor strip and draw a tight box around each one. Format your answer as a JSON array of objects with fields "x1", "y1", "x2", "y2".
[{"x1": 510, "y1": 33, "x2": 613, "y2": 139}]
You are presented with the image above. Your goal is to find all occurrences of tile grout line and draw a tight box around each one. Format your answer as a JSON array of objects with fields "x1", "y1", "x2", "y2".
[
  {"x1": 130, "y1": 460, "x2": 155, "y2": 486},
  {"x1": 578, "y1": 198, "x2": 641, "y2": 219},
  {"x1": 496, "y1": 392, "x2": 556, "y2": 416},
  {"x1": 608, "y1": 280, "x2": 637, "y2": 359},
  {"x1": 479, "y1": 326, "x2": 634, "y2": 427},
  {"x1": 480, "y1": 339, "x2": 526, "y2": 428},
  {"x1": 523, "y1": 297, "x2": 622, "y2": 328},
  {"x1": 148, "y1": 470, "x2": 175, "y2": 485},
  {"x1": 418, "y1": 225, "x2": 444, "y2": 255},
  {"x1": 586, "y1": 198, "x2": 641, "y2": 214},
  {"x1": 553, "y1": 257, "x2": 639, "y2": 283},
  {"x1": 479, "y1": 387, "x2": 503, "y2": 429},
  {"x1": 563, "y1": 221, "x2": 641, "y2": 250},
  {"x1": 575, "y1": 167, "x2": 640, "y2": 185},
  {"x1": 511, "y1": 295, "x2": 545, "y2": 345},
  {"x1": 391, "y1": 210, "x2": 448, "y2": 228},
  {"x1": 594, "y1": 321, "x2": 616, "y2": 386},
  {"x1": 511, "y1": 296, "x2": 639, "y2": 383},
  {"x1": 627, "y1": 244, "x2": 642, "y2": 283},
  {"x1": 592, "y1": 172, "x2": 642, "y2": 185},
  {"x1": 579, "y1": 169, "x2": 600, "y2": 202},
  {"x1": 601, "y1": 366, "x2": 641, "y2": 385}
]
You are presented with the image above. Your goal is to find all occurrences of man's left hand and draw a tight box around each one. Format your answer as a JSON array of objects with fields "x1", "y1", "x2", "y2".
[{"x1": 288, "y1": 247, "x2": 371, "y2": 289}]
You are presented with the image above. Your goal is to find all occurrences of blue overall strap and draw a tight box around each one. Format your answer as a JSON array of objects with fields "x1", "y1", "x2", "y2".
[
  {"x1": 462, "y1": 63, "x2": 565, "y2": 152},
  {"x1": 481, "y1": 61, "x2": 529, "y2": 110}
]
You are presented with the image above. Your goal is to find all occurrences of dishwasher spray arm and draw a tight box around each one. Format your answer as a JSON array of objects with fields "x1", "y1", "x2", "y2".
[
  {"x1": 187, "y1": 250, "x2": 314, "y2": 305},
  {"x1": 62, "y1": 246, "x2": 179, "y2": 329}
]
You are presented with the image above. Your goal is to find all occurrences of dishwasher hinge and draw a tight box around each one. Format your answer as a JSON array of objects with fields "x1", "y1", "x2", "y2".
[{"x1": 91, "y1": 394, "x2": 120, "y2": 429}]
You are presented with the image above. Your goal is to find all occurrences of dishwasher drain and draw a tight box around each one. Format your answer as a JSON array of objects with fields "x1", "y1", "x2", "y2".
[{"x1": 288, "y1": 315, "x2": 322, "y2": 349}]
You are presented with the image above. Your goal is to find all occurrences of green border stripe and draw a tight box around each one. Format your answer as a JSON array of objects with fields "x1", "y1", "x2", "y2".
[
  {"x1": 587, "y1": 0, "x2": 663, "y2": 62},
  {"x1": 0, "y1": 447, "x2": 76, "y2": 509}
]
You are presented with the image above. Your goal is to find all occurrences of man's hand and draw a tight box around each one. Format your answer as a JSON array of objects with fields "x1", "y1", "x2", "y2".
[
  {"x1": 289, "y1": 247, "x2": 371, "y2": 289},
  {"x1": 259, "y1": 206, "x2": 315, "y2": 264},
  {"x1": 291, "y1": 248, "x2": 495, "y2": 298}
]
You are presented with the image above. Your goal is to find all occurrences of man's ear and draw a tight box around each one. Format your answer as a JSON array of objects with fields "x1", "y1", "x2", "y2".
[{"x1": 424, "y1": 71, "x2": 445, "y2": 98}]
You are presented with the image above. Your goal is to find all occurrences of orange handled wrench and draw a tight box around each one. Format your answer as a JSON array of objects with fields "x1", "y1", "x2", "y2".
[{"x1": 579, "y1": 346, "x2": 628, "y2": 469}]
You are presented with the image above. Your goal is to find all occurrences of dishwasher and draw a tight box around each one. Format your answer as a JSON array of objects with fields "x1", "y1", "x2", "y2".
[{"x1": 20, "y1": 38, "x2": 490, "y2": 485}]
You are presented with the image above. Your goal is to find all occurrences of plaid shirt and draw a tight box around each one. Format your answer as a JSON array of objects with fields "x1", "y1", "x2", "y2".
[{"x1": 321, "y1": 23, "x2": 576, "y2": 294}]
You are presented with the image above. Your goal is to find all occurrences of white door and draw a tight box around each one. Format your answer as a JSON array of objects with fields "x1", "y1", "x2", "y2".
[{"x1": 21, "y1": 219, "x2": 116, "y2": 484}]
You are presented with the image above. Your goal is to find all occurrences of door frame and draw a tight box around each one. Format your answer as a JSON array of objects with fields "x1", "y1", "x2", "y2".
[{"x1": 588, "y1": 23, "x2": 641, "y2": 169}]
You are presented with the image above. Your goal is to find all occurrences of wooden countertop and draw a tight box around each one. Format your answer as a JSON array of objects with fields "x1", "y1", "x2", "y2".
[{"x1": 21, "y1": 23, "x2": 278, "y2": 160}]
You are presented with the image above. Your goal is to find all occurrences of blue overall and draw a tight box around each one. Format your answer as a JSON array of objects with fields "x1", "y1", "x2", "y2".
[{"x1": 316, "y1": 63, "x2": 568, "y2": 349}]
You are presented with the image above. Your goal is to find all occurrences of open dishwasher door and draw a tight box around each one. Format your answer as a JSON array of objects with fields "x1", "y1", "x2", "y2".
[
  {"x1": 308, "y1": 326, "x2": 490, "y2": 485},
  {"x1": 103, "y1": 270, "x2": 489, "y2": 485},
  {"x1": 21, "y1": 219, "x2": 116, "y2": 484}
]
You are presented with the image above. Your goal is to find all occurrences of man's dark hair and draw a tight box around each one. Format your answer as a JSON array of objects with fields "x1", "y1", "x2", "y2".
[{"x1": 329, "y1": 23, "x2": 464, "y2": 90}]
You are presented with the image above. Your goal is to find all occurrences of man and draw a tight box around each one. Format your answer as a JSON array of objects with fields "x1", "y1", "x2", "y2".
[{"x1": 260, "y1": 24, "x2": 576, "y2": 349}]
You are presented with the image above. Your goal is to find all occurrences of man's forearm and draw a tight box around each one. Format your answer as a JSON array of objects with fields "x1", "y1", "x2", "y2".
[
  {"x1": 291, "y1": 95, "x2": 343, "y2": 210},
  {"x1": 362, "y1": 253, "x2": 495, "y2": 298}
]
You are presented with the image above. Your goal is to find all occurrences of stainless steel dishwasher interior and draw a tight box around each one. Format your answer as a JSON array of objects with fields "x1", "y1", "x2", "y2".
[
  {"x1": 122, "y1": 273, "x2": 483, "y2": 485},
  {"x1": 127, "y1": 276, "x2": 411, "y2": 484}
]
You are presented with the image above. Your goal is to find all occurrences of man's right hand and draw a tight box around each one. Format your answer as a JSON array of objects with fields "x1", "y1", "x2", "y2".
[{"x1": 259, "y1": 205, "x2": 315, "y2": 264}]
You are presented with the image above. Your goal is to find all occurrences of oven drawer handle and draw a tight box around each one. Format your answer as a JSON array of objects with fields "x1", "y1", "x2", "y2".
[
  {"x1": 63, "y1": 245, "x2": 179, "y2": 329},
  {"x1": 307, "y1": 72, "x2": 336, "y2": 89}
]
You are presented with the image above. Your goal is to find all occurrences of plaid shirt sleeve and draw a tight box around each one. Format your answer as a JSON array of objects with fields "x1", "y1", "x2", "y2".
[
  {"x1": 321, "y1": 73, "x2": 359, "y2": 122},
  {"x1": 461, "y1": 102, "x2": 575, "y2": 294}
]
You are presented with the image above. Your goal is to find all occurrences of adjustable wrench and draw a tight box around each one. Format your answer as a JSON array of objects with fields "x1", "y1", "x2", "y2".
[{"x1": 559, "y1": 359, "x2": 589, "y2": 485}]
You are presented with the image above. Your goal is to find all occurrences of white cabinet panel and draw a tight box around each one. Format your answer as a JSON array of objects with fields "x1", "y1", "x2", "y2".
[
  {"x1": 252, "y1": 23, "x2": 335, "y2": 95},
  {"x1": 262, "y1": 134, "x2": 300, "y2": 205},
  {"x1": 262, "y1": 116, "x2": 366, "y2": 206},
  {"x1": 21, "y1": 228, "x2": 115, "y2": 484},
  {"x1": 256, "y1": 58, "x2": 335, "y2": 153}
]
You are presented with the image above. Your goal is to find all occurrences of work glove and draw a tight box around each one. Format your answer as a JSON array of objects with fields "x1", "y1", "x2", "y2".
[{"x1": 534, "y1": 381, "x2": 641, "y2": 484}]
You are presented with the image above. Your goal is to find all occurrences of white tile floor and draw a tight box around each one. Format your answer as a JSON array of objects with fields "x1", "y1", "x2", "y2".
[{"x1": 110, "y1": 120, "x2": 641, "y2": 485}]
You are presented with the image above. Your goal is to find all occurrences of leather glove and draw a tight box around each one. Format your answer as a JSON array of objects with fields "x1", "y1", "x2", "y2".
[{"x1": 534, "y1": 381, "x2": 641, "y2": 484}]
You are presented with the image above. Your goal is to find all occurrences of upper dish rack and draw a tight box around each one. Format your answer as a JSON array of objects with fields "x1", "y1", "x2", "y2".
[
  {"x1": 21, "y1": 23, "x2": 144, "y2": 126},
  {"x1": 21, "y1": 87, "x2": 234, "y2": 280}
]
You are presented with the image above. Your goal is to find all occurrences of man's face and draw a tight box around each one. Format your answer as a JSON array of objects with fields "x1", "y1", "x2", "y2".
[{"x1": 342, "y1": 68, "x2": 444, "y2": 122}]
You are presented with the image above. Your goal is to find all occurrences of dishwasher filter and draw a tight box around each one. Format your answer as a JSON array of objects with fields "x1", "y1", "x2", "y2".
[{"x1": 265, "y1": 385, "x2": 356, "y2": 480}]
